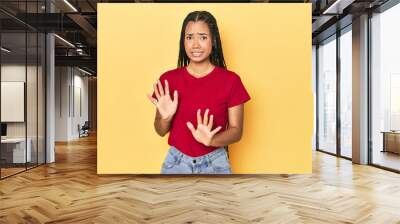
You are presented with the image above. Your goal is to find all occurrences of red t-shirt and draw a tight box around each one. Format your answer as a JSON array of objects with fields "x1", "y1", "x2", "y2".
[{"x1": 154, "y1": 66, "x2": 251, "y2": 157}]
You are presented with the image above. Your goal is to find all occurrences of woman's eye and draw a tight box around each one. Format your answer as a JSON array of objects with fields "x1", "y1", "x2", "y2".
[
  {"x1": 186, "y1": 36, "x2": 192, "y2": 40},
  {"x1": 201, "y1": 36, "x2": 207, "y2": 40}
]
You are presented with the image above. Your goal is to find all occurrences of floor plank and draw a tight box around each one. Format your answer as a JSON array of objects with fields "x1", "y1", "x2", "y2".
[{"x1": 0, "y1": 134, "x2": 400, "y2": 223}]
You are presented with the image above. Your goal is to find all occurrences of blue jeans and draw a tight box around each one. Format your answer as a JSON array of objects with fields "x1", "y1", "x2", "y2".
[{"x1": 161, "y1": 146, "x2": 232, "y2": 174}]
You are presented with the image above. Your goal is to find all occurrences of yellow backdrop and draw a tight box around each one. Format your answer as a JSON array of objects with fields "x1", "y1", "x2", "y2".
[{"x1": 98, "y1": 3, "x2": 312, "y2": 174}]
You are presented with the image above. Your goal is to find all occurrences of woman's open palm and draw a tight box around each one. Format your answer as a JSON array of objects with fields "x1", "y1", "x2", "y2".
[
  {"x1": 147, "y1": 80, "x2": 178, "y2": 120},
  {"x1": 187, "y1": 109, "x2": 222, "y2": 146}
]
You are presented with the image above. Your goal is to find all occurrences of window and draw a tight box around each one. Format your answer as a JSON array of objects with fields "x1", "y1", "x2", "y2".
[
  {"x1": 318, "y1": 35, "x2": 337, "y2": 154},
  {"x1": 371, "y1": 2, "x2": 400, "y2": 171},
  {"x1": 339, "y1": 27, "x2": 352, "y2": 158}
]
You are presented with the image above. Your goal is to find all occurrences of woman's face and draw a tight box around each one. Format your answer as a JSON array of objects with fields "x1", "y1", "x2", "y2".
[{"x1": 184, "y1": 21, "x2": 213, "y2": 64}]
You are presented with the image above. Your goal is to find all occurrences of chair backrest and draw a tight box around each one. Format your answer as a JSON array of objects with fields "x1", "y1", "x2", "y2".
[{"x1": 82, "y1": 121, "x2": 90, "y2": 129}]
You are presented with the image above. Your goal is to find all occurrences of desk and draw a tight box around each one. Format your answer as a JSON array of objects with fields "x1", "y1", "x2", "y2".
[
  {"x1": 1, "y1": 138, "x2": 31, "y2": 163},
  {"x1": 381, "y1": 131, "x2": 400, "y2": 154}
]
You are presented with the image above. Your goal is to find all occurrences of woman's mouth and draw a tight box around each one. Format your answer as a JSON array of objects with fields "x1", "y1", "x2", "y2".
[{"x1": 191, "y1": 52, "x2": 203, "y2": 57}]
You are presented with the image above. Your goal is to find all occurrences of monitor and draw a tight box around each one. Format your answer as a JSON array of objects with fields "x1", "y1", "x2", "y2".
[{"x1": 1, "y1": 123, "x2": 7, "y2": 137}]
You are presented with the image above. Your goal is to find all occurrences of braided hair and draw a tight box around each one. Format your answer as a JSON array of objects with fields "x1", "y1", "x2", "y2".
[{"x1": 177, "y1": 11, "x2": 226, "y2": 69}]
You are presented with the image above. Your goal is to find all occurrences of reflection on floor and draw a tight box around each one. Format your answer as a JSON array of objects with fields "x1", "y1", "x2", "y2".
[
  {"x1": 373, "y1": 150, "x2": 400, "y2": 171},
  {"x1": 0, "y1": 163, "x2": 41, "y2": 178}
]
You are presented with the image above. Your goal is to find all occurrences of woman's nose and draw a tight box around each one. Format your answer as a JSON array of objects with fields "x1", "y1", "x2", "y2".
[{"x1": 192, "y1": 38, "x2": 200, "y2": 48}]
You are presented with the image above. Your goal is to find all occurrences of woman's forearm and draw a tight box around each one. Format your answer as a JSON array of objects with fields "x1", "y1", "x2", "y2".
[
  {"x1": 154, "y1": 117, "x2": 172, "y2": 137},
  {"x1": 209, "y1": 126, "x2": 242, "y2": 147}
]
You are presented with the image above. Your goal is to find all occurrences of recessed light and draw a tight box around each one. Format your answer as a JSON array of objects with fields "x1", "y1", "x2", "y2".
[
  {"x1": 1, "y1": 47, "x2": 11, "y2": 53},
  {"x1": 54, "y1": 34, "x2": 75, "y2": 48},
  {"x1": 63, "y1": 0, "x2": 78, "y2": 12},
  {"x1": 77, "y1": 67, "x2": 93, "y2": 76}
]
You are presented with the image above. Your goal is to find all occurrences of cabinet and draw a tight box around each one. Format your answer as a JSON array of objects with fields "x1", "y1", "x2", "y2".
[{"x1": 382, "y1": 131, "x2": 400, "y2": 154}]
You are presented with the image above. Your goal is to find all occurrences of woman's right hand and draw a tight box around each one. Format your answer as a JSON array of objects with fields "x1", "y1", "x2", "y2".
[{"x1": 147, "y1": 79, "x2": 178, "y2": 121}]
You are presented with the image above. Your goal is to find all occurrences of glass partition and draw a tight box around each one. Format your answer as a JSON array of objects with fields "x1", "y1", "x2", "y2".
[
  {"x1": 317, "y1": 35, "x2": 337, "y2": 154},
  {"x1": 371, "y1": 3, "x2": 400, "y2": 171},
  {"x1": 0, "y1": 1, "x2": 46, "y2": 179},
  {"x1": 1, "y1": 31, "x2": 28, "y2": 177}
]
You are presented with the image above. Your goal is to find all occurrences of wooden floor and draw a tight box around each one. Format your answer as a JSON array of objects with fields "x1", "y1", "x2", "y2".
[
  {"x1": 1, "y1": 163, "x2": 45, "y2": 178},
  {"x1": 1, "y1": 135, "x2": 400, "y2": 223},
  {"x1": 0, "y1": 167, "x2": 26, "y2": 178}
]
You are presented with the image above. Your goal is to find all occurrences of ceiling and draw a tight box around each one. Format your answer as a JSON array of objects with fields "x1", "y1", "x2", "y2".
[{"x1": 0, "y1": 0, "x2": 393, "y2": 75}]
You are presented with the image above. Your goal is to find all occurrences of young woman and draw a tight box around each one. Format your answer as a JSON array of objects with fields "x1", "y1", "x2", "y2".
[{"x1": 147, "y1": 11, "x2": 250, "y2": 174}]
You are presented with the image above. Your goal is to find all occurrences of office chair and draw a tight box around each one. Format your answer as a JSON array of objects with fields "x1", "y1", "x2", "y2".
[{"x1": 79, "y1": 121, "x2": 90, "y2": 138}]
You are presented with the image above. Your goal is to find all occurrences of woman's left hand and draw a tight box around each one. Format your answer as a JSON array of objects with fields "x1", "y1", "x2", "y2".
[{"x1": 186, "y1": 109, "x2": 222, "y2": 146}]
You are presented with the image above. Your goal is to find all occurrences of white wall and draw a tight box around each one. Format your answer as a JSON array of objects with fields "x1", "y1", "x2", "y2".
[
  {"x1": 76, "y1": 71, "x2": 89, "y2": 139},
  {"x1": 55, "y1": 67, "x2": 70, "y2": 141},
  {"x1": 55, "y1": 67, "x2": 89, "y2": 141}
]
